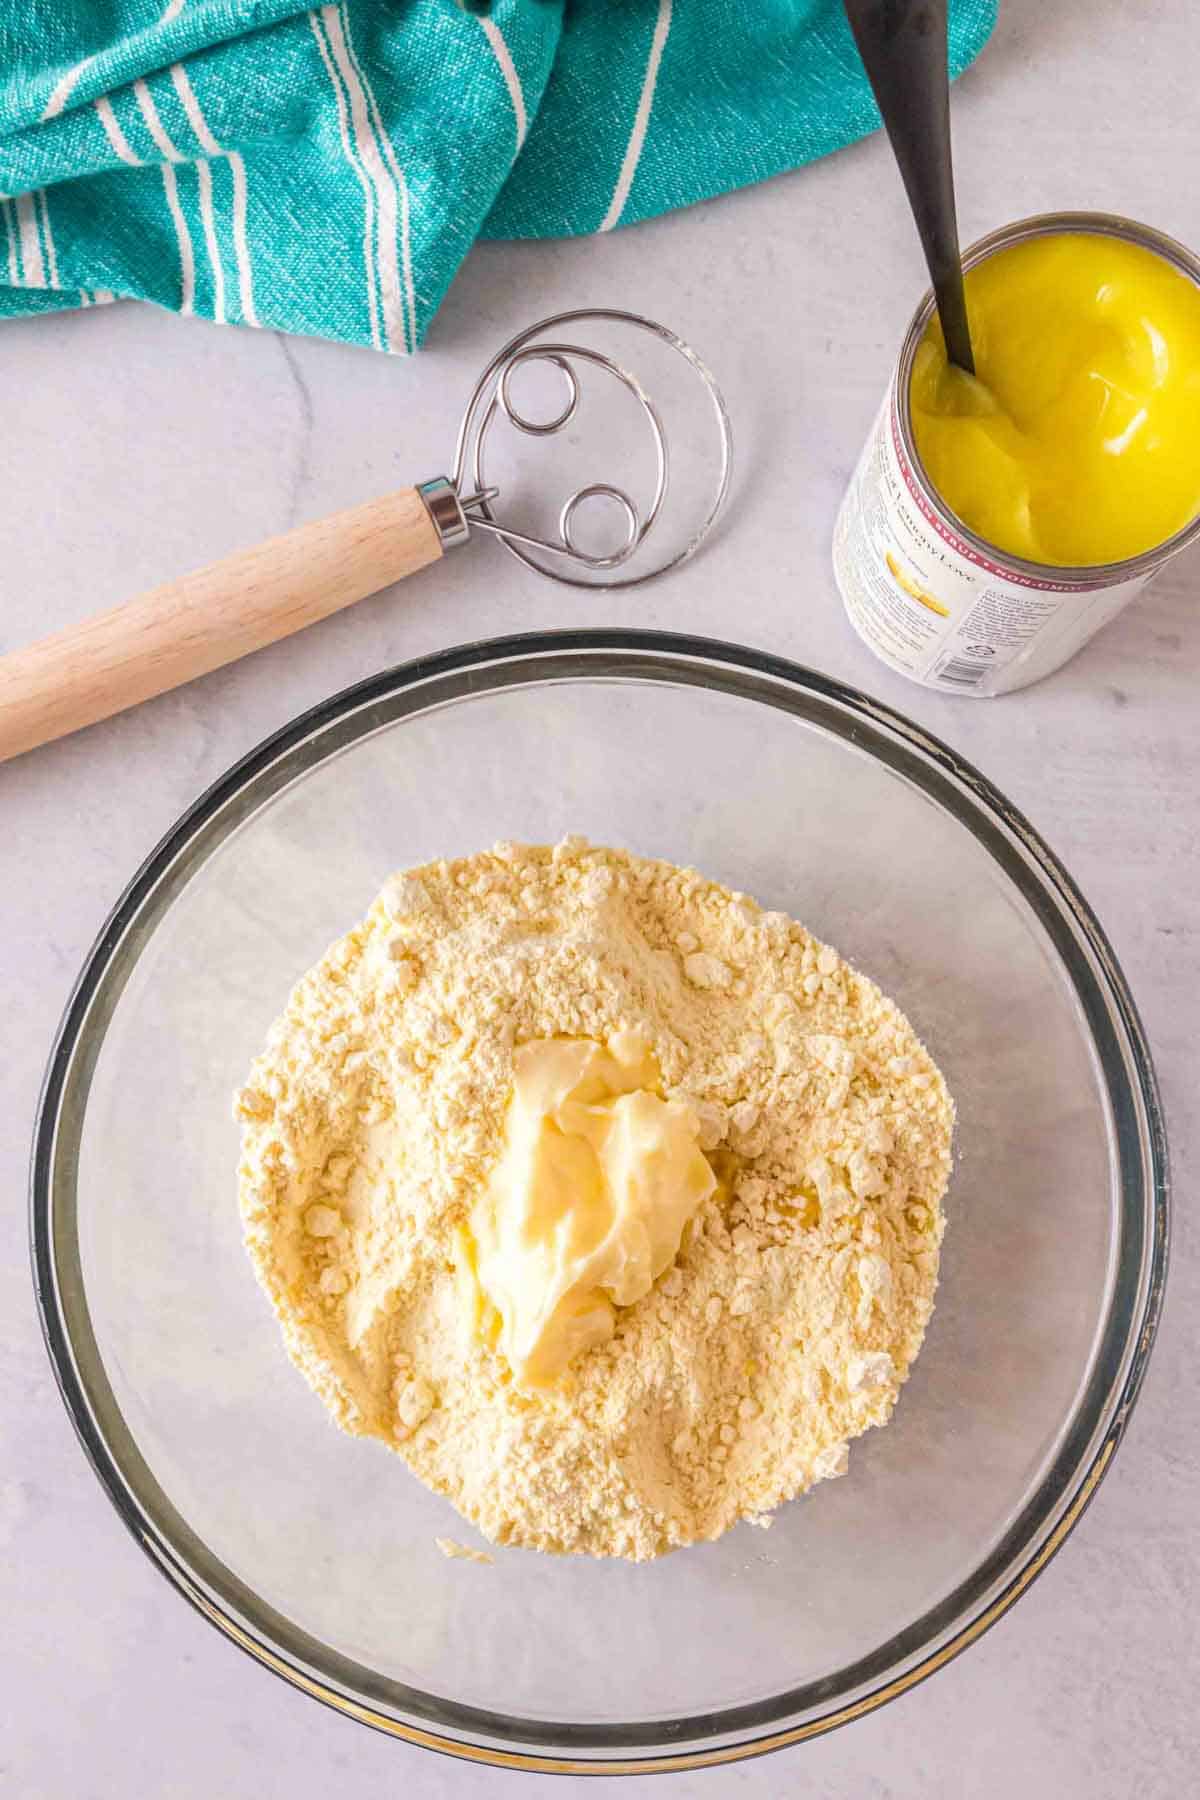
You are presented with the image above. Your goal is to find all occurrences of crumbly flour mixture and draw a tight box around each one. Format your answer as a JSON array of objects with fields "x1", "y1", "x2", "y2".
[{"x1": 236, "y1": 840, "x2": 953, "y2": 1561}]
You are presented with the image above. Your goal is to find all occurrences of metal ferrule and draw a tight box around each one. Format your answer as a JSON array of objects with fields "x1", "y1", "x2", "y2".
[{"x1": 417, "y1": 476, "x2": 471, "y2": 551}]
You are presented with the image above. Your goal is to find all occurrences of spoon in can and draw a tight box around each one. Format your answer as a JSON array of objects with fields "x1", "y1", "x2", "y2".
[{"x1": 844, "y1": 0, "x2": 976, "y2": 374}]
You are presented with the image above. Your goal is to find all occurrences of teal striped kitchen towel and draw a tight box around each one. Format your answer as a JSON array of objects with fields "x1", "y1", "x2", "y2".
[{"x1": 0, "y1": 1, "x2": 996, "y2": 353}]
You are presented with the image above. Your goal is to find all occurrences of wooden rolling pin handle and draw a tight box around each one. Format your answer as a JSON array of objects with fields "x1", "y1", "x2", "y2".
[{"x1": 0, "y1": 479, "x2": 463, "y2": 764}]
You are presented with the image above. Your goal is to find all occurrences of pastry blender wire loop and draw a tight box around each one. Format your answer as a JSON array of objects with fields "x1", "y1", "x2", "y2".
[{"x1": 424, "y1": 307, "x2": 733, "y2": 589}]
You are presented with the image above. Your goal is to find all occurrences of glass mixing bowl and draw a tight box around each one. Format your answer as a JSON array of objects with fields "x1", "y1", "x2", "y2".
[{"x1": 32, "y1": 633, "x2": 1167, "y2": 1774}]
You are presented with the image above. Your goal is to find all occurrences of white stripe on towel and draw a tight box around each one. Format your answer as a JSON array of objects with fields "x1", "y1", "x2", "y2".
[
  {"x1": 15, "y1": 193, "x2": 46, "y2": 286},
  {"x1": 170, "y1": 62, "x2": 220, "y2": 154},
  {"x1": 325, "y1": 4, "x2": 412, "y2": 354},
  {"x1": 42, "y1": 55, "x2": 96, "y2": 122},
  {"x1": 95, "y1": 95, "x2": 142, "y2": 165},
  {"x1": 37, "y1": 189, "x2": 61, "y2": 286},
  {"x1": 480, "y1": 16, "x2": 528, "y2": 151},
  {"x1": 598, "y1": 0, "x2": 672, "y2": 233},
  {"x1": 169, "y1": 64, "x2": 225, "y2": 323},
  {"x1": 134, "y1": 77, "x2": 183, "y2": 162},
  {"x1": 343, "y1": 4, "x2": 416, "y2": 352},
  {"x1": 136, "y1": 75, "x2": 224, "y2": 320},
  {"x1": 194, "y1": 159, "x2": 226, "y2": 322},
  {"x1": 227, "y1": 155, "x2": 258, "y2": 325},
  {"x1": 230, "y1": 153, "x2": 260, "y2": 325},
  {"x1": 160, "y1": 0, "x2": 187, "y2": 21},
  {"x1": 2, "y1": 197, "x2": 19, "y2": 282},
  {"x1": 170, "y1": 62, "x2": 258, "y2": 326},
  {"x1": 160, "y1": 163, "x2": 196, "y2": 313},
  {"x1": 309, "y1": 8, "x2": 381, "y2": 350}
]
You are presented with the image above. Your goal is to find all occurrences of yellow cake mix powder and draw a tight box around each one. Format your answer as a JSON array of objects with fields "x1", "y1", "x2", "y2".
[{"x1": 235, "y1": 839, "x2": 953, "y2": 1561}]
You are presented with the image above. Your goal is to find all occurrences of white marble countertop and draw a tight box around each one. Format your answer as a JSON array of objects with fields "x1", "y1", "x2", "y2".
[{"x1": 3, "y1": 1, "x2": 1197, "y2": 1794}]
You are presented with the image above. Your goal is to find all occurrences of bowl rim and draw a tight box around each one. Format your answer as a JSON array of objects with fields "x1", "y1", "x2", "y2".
[{"x1": 30, "y1": 629, "x2": 1169, "y2": 1774}]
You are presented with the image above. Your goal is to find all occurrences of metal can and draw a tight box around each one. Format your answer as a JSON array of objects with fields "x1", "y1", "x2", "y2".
[{"x1": 833, "y1": 212, "x2": 1200, "y2": 696}]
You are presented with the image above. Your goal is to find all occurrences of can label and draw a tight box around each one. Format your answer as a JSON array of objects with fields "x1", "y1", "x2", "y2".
[{"x1": 833, "y1": 388, "x2": 1147, "y2": 695}]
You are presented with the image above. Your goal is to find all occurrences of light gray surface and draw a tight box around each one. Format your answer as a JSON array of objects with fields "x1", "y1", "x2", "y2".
[{"x1": 2, "y1": 1, "x2": 1196, "y2": 1794}]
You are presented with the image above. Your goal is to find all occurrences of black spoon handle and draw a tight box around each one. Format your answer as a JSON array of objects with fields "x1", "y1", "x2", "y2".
[{"x1": 843, "y1": 0, "x2": 975, "y2": 374}]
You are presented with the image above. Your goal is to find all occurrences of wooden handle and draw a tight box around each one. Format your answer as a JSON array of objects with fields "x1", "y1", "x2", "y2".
[{"x1": 0, "y1": 485, "x2": 445, "y2": 763}]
